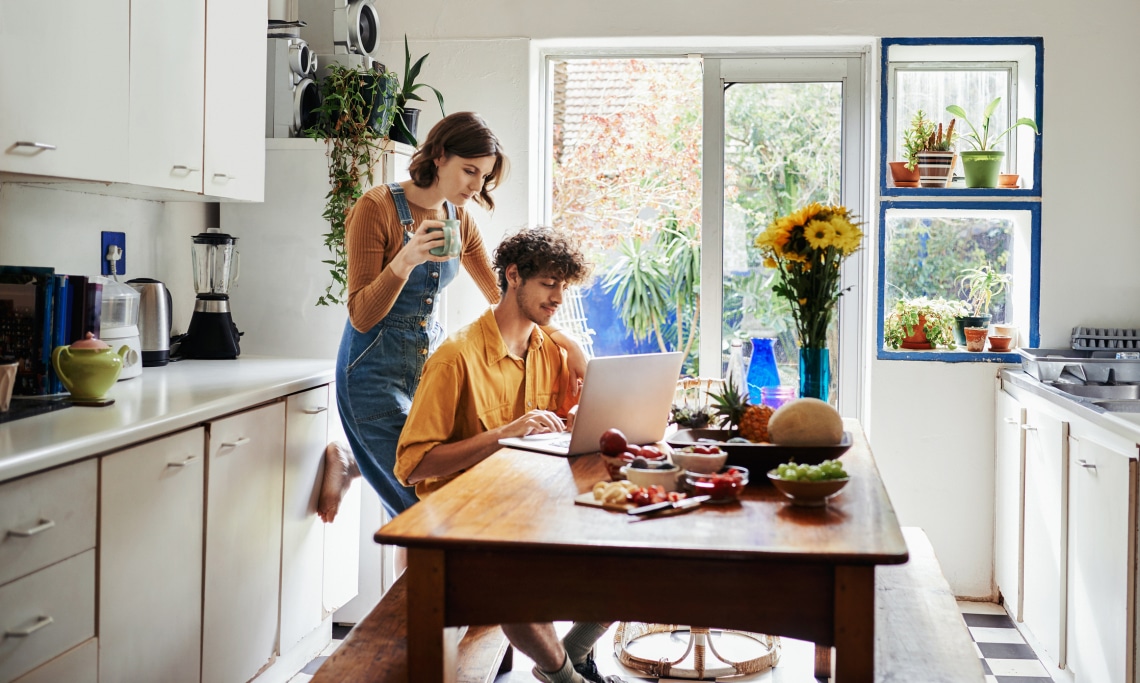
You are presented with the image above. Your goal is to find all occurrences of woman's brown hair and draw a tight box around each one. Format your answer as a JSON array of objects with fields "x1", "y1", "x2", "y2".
[{"x1": 407, "y1": 112, "x2": 509, "y2": 211}]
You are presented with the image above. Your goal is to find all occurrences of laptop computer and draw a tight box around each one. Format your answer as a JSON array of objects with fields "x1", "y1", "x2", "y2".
[{"x1": 498, "y1": 351, "x2": 684, "y2": 457}]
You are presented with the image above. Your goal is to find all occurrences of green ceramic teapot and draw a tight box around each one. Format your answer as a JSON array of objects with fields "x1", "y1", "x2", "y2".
[{"x1": 52, "y1": 333, "x2": 127, "y2": 400}]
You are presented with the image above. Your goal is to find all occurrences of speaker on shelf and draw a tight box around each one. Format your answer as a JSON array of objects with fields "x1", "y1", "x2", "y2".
[
  {"x1": 297, "y1": 0, "x2": 379, "y2": 57},
  {"x1": 266, "y1": 37, "x2": 321, "y2": 138}
]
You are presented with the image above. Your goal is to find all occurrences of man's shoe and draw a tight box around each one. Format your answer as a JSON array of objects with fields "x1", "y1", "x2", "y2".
[{"x1": 573, "y1": 655, "x2": 626, "y2": 683}]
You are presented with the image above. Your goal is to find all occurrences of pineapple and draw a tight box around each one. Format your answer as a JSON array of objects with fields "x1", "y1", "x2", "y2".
[{"x1": 709, "y1": 378, "x2": 773, "y2": 443}]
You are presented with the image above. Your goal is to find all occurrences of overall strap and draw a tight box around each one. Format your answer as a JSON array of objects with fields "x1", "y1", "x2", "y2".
[
  {"x1": 387, "y1": 182, "x2": 415, "y2": 227},
  {"x1": 444, "y1": 201, "x2": 457, "y2": 220}
]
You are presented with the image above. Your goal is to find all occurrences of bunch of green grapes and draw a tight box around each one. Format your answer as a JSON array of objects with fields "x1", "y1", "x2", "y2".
[{"x1": 774, "y1": 458, "x2": 848, "y2": 482}]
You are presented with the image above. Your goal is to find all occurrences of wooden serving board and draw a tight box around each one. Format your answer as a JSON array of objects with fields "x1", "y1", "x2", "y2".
[{"x1": 573, "y1": 492, "x2": 633, "y2": 511}]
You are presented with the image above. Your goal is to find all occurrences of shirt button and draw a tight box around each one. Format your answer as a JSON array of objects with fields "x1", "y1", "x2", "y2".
[
  {"x1": 431, "y1": 272, "x2": 439, "y2": 279},
  {"x1": 425, "y1": 297, "x2": 433, "y2": 305},
  {"x1": 420, "y1": 348, "x2": 428, "y2": 355}
]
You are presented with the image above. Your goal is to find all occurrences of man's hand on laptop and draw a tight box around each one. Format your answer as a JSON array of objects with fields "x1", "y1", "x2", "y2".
[{"x1": 504, "y1": 410, "x2": 566, "y2": 438}]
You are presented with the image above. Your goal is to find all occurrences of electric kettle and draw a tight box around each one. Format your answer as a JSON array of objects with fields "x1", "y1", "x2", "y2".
[{"x1": 127, "y1": 278, "x2": 173, "y2": 366}]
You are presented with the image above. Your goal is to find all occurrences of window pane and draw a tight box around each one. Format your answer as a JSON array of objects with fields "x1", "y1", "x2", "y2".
[
  {"x1": 722, "y1": 81, "x2": 843, "y2": 397},
  {"x1": 893, "y1": 68, "x2": 1013, "y2": 166}
]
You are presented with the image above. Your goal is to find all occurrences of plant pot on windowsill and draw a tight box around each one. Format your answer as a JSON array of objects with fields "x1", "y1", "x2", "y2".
[
  {"x1": 888, "y1": 161, "x2": 921, "y2": 188},
  {"x1": 915, "y1": 151, "x2": 956, "y2": 188},
  {"x1": 900, "y1": 314, "x2": 932, "y2": 349},
  {"x1": 960, "y1": 150, "x2": 1005, "y2": 188},
  {"x1": 953, "y1": 314, "x2": 992, "y2": 347},
  {"x1": 964, "y1": 327, "x2": 989, "y2": 352}
]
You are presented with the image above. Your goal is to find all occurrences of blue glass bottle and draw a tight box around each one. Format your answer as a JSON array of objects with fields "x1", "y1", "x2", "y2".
[{"x1": 746, "y1": 337, "x2": 780, "y2": 404}]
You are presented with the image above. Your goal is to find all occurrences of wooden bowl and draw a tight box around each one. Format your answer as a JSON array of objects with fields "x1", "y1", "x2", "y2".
[{"x1": 767, "y1": 471, "x2": 849, "y2": 507}]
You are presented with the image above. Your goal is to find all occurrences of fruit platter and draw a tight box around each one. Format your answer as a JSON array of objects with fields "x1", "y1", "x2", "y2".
[{"x1": 668, "y1": 428, "x2": 852, "y2": 470}]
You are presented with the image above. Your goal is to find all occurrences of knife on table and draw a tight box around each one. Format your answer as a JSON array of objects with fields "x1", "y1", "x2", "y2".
[{"x1": 627, "y1": 495, "x2": 710, "y2": 520}]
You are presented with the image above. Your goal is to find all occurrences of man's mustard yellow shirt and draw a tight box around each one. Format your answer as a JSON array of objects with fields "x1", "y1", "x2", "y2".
[{"x1": 395, "y1": 308, "x2": 577, "y2": 499}]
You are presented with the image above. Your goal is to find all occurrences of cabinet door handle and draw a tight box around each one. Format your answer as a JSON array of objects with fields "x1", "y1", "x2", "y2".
[
  {"x1": 212, "y1": 173, "x2": 237, "y2": 181},
  {"x1": 14, "y1": 141, "x2": 57, "y2": 150},
  {"x1": 303, "y1": 406, "x2": 328, "y2": 414},
  {"x1": 8, "y1": 519, "x2": 55, "y2": 537},
  {"x1": 1004, "y1": 417, "x2": 1019, "y2": 424},
  {"x1": 167, "y1": 455, "x2": 200, "y2": 468},
  {"x1": 1021, "y1": 424, "x2": 1038, "y2": 432},
  {"x1": 1077, "y1": 458, "x2": 1097, "y2": 470},
  {"x1": 220, "y1": 437, "x2": 251, "y2": 449},
  {"x1": 172, "y1": 165, "x2": 200, "y2": 173},
  {"x1": 6, "y1": 615, "x2": 53, "y2": 637}
]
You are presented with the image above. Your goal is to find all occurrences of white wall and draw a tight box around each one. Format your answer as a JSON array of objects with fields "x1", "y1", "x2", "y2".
[{"x1": 374, "y1": 0, "x2": 1140, "y2": 598}]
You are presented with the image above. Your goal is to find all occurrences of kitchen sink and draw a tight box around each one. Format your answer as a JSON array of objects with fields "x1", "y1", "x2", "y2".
[
  {"x1": 1092, "y1": 400, "x2": 1140, "y2": 413},
  {"x1": 1049, "y1": 383, "x2": 1140, "y2": 400}
]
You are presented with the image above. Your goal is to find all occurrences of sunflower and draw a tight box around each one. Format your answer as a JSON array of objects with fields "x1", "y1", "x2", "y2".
[{"x1": 804, "y1": 220, "x2": 836, "y2": 250}]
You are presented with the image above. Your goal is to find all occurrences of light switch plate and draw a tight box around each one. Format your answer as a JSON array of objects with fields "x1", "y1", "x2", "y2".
[{"x1": 101, "y1": 231, "x2": 126, "y2": 276}]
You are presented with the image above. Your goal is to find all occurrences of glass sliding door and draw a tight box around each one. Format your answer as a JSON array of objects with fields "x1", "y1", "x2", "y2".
[{"x1": 701, "y1": 58, "x2": 866, "y2": 414}]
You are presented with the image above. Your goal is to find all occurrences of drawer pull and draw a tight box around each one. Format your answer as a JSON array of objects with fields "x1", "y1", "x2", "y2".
[
  {"x1": 6, "y1": 615, "x2": 53, "y2": 637},
  {"x1": 213, "y1": 172, "x2": 237, "y2": 181},
  {"x1": 1077, "y1": 458, "x2": 1097, "y2": 470},
  {"x1": 8, "y1": 519, "x2": 55, "y2": 537},
  {"x1": 14, "y1": 141, "x2": 57, "y2": 150},
  {"x1": 167, "y1": 455, "x2": 200, "y2": 468},
  {"x1": 1004, "y1": 417, "x2": 1019, "y2": 425},
  {"x1": 303, "y1": 406, "x2": 328, "y2": 415},
  {"x1": 1021, "y1": 424, "x2": 1038, "y2": 432},
  {"x1": 172, "y1": 164, "x2": 200, "y2": 173},
  {"x1": 220, "y1": 437, "x2": 251, "y2": 449}
]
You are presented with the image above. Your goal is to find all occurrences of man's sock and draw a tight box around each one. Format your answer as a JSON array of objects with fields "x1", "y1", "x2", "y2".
[
  {"x1": 562, "y1": 622, "x2": 610, "y2": 665},
  {"x1": 534, "y1": 653, "x2": 582, "y2": 683}
]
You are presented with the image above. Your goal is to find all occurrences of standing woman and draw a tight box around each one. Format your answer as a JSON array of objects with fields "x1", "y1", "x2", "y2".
[{"x1": 329, "y1": 112, "x2": 587, "y2": 520}]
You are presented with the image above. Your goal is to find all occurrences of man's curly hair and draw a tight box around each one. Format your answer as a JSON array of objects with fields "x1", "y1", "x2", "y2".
[{"x1": 493, "y1": 227, "x2": 592, "y2": 294}]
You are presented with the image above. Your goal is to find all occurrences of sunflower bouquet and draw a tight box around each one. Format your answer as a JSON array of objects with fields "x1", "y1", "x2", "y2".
[{"x1": 753, "y1": 203, "x2": 864, "y2": 350}]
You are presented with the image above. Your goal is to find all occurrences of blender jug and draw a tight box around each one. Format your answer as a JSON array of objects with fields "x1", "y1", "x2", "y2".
[{"x1": 191, "y1": 229, "x2": 240, "y2": 295}]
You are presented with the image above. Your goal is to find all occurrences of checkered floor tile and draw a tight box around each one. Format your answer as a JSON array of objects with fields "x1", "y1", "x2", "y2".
[{"x1": 958, "y1": 602, "x2": 1055, "y2": 683}]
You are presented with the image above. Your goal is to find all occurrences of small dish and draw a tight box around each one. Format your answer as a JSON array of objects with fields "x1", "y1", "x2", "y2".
[
  {"x1": 987, "y1": 335, "x2": 1014, "y2": 352},
  {"x1": 671, "y1": 447, "x2": 728, "y2": 474},
  {"x1": 767, "y1": 471, "x2": 849, "y2": 507},
  {"x1": 621, "y1": 464, "x2": 683, "y2": 492},
  {"x1": 998, "y1": 174, "x2": 1020, "y2": 188},
  {"x1": 684, "y1": 466, "x2": 749, "y2": 504}
]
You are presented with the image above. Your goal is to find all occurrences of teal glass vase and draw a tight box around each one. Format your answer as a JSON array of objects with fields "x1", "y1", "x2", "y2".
[{"x1": 798, "y1": 347, "x2": 830, "y2": 402}]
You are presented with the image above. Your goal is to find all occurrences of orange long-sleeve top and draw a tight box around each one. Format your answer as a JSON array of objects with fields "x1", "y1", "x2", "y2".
[{"x1": 344, "y1": 184, "x2": 502, "y2": 332}]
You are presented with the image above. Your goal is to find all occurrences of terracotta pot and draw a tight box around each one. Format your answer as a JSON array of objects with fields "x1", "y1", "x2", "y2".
[
  {"x1": 900, "y1": 314, "x2": 931, "y2": 350},
  {"x1": 964, "y1": 327, "x2": 989, "y2": 352},
  {"x1": 988, "y1": 335, "x2": 1014, "y2": 352},
  {"x1": 999, "y1": 173, "x2": 1020, "y2": 188},
  {"x1": 888, "y1": 161, "x2": 921, "y2": 187}
]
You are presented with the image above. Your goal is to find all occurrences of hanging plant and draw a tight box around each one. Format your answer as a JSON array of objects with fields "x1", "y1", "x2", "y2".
[{"x1": 306, "y1": 64, "x2": 399, "y2": 306}]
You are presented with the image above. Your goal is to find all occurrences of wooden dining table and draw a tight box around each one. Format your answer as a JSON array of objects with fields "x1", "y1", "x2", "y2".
[{"x1": 375, "y1": 418, "x2": 909, "y2": 682}]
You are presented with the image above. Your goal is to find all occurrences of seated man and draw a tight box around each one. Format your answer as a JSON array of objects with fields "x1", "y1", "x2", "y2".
[{"x1": 395, "y1": 227, "x2": 621, "y2": 683}]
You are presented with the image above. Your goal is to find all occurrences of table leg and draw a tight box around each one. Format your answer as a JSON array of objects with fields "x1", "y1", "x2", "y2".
[
  {"x1": 833, "y1": 565, "x2": 875, "y2": 681},
  {"x1": 814, "y1": 644, "x2": 833, "y2": 680},
  {"x1": 406, "y1": 548, "x2": 457, "y2": 683}
]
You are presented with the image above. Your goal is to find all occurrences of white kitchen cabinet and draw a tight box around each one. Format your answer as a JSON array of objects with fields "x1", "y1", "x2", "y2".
[
  {"x1": 128, "y1": 0, "x2": 206, "y2": 193},
  {"x1": 99, "y1": 427, "x2": 205, "y2": 683},
  {"x1": 1021, "y1": 405, "x2": 1068, "y2": 667},
  {"x1": 994, "y1": 383, "x2": 1025, "y2": 621},
  {"x1": 202, "y1": 402, "x2": 286, "y2": 683},
  {"x1": 202, "y1": 0, "x2": 266, "y2": 201},
  {"x1": 1066, "y1": 433, "x2": 1137, "y2": 683},
  {"x1": 11, "y1": 639, "x2": 96, "y2": 683},
  {"x1": 0, "y1": 0, "x2": 129, "y2": 182},
  {"x1": 280, "y1": 386, "x2": 331, "y2": 653}
]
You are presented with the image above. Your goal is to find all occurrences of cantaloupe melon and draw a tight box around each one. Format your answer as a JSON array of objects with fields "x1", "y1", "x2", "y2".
[{"x1": 767, "y1": 398, "x2": 843, "y2": 446}]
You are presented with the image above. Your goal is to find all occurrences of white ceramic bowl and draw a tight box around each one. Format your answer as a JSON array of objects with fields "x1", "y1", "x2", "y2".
[
  {"x1": 670, "y1": 448, "x2": 729, "y2": 474},
  {"x1": 620, "y1": 464, "x2": 683, "y2": 492}
]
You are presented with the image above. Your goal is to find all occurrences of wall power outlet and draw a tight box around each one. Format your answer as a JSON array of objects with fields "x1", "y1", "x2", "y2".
[{"x1": 101, "y1": 231, "x2": 126, "y2": 276}]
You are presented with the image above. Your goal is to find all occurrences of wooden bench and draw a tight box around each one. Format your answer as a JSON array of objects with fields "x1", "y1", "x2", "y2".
[
  {"x1": 815, "y1": 526, "x2": 986, "y2": 682},
  {"x1": 312, "y1": 573, "x2": 512, "y2": 683}
]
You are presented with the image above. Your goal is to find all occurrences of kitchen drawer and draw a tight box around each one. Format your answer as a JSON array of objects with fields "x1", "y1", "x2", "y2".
[
  {"x1": 0, "y1": 550, "x2": 95, "y2": 682},
  {"x1": 0, "y1": 460, "x2": 96, "y2": 586},
  {"x1": 11, "y1": 638, "x2": 96, "y2": 683}
]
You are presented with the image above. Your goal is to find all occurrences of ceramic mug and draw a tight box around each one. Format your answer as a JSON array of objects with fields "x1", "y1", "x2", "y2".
[
  {"x1": 0, "y1": 362, "x2": 16, "y2": 412},
  {"x1": 428, "y1": 219, "x2": 462, "y2": 258}
]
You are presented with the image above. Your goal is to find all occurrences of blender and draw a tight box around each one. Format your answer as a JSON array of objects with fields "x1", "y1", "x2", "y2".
[{"x1": 179, "y1": 229, "x2": 242, "y2": 359}]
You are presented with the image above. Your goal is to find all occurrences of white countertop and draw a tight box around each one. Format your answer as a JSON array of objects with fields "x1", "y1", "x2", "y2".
[
  {"x1": 1002, "y1": 369, "x2": 1140, "y2": 448},
  {"x1": 0, "y1": 357, "x2": 334, "y2": 483}
]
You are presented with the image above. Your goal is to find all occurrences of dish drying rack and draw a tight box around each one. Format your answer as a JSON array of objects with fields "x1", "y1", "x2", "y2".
[{"x1": 1071, "y1": 326, "x2": 1140, "y2": 352}]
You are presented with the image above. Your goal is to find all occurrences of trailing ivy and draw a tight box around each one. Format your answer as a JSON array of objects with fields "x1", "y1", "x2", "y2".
[{"x1": 306, "y1": 65, "x2": 399, "y2": 306}]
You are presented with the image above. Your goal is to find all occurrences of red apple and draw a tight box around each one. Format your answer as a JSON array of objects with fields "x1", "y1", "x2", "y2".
[
  {"x1": 640, "y1": 445, "x2": 666, "y2": 460},
  {"x1": 599, "y1": 428, "x2": 628, "y2": 456}
]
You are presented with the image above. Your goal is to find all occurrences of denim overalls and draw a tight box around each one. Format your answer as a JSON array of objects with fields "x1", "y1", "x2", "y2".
[{"x1": 335, "y1": 183, "x2": 459, "y2": 518}]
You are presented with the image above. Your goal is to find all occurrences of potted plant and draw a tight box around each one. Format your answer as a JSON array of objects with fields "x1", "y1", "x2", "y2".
[
  {"x1": 953, "y1": 265, "x2": 1013, "y2": 346},
  {"x1": 391, "y1": 35, "x2": 446, "y2": 147},
  {"x1": 884, "y1": 297, "x2": 961, "y2": 350},
  {"x1": 889, "y1": 109, "x2": 933, "y2": 186},
  {"x1": 946, "y1": 97, "x2": 1039, "y2": 188},
  {"x1": 306, "y1": 64, "x2": 399, "y2": 306},
  {"x1": 911, "y1": 115, "x2": 957, "y2": 188}
]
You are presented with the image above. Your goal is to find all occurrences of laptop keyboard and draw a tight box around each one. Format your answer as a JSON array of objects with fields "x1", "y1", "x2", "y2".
[{"x1": 524, "y1": 432, "x2": 572, "y2": 447}]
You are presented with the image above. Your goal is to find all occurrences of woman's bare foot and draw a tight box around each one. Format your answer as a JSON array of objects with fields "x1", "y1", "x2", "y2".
[{"x1": 317, "y1": 441, "x2": 360, "y2": 523}]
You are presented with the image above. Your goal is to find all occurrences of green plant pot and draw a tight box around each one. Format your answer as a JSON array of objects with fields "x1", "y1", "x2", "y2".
[{"x1": 960, "y1": 150, "x2": 1005, "y2": 188}]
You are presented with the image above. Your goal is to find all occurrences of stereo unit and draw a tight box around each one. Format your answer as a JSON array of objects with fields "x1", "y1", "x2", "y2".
[
  {"x1": 297, "y1": 0, "x2": 378, "y2": 57},
  {"x1": 266, "y1": 36, "x2": 320, "y2": 138}
]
